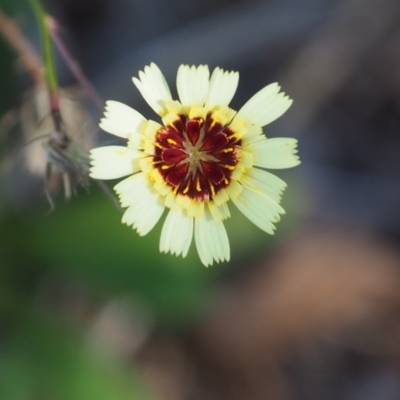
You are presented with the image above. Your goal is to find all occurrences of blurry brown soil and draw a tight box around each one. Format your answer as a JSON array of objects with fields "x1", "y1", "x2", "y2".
[{"x1": 136, "y1": 227, "x2": 400, "y2": 400}]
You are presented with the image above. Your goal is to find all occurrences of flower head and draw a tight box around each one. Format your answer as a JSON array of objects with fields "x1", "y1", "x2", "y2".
[{"x1": 90, "y1": 63, "x2": 300, "y2": 266}]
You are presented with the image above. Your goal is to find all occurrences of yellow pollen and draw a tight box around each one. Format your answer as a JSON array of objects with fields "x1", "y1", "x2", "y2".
[
  {"x1": 210, "y1": 119, "x2": 219, "y2": 128},
  {"x1": 210, "y1": 183, "x2": 216, "y2": 197},
  {"x1": 161, "y1": 164, "x2": 173, "y2": 170},
  {"x1": 196, "y1": 177, "x2": 201, "y2": 192},
  {"x1": 222, "y1": 164, "x2": 235, "y2": 170},
  {"x1": 167, "y1": 138, "x2": 177, "y2": 145},
  {"x1": 224, "y1": 178, "x2": 229, "y2": 185},
  {"x1": 155, "y1": 142, "x2": 163, "y2": 149},
  {"x1": 183, "y1": 183, "x2": 190, "y2": 194},
  {"x1": 223, "y1": 148, "x2": 233, "y2": 153}
]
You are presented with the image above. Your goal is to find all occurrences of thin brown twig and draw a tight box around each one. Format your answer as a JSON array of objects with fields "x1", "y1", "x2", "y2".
[
  {"x1": 0, "y1": 9, "x2": 45, "y2": 86},
  {"x1": 47, "y1": 16, "x2": 104, "y2": 111}
]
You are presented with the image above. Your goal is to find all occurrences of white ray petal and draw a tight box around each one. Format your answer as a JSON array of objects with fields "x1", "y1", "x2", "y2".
[
  {"x1": 249, "y1": 138, "x2": 300, "y2": 169},
  {"x1": 120, "y1": 175, "x2": 165, "y2": 236},
  {"x1": 90, "y1": 146, "x2": 141, "y2": 180},
  {"x1": 99, "y1": 100, "x2": 146, "y2": 139},
  {"x1": 232, "y1": 187, "x2": 285, "y2": 234},
  {"x1": 242, "y1": 168, "x2": 287, "y2": 203},
  {"x1": 132, "y1": 63, "x2": 172, "y2": 116},
  {"x1": 208, "y1": 202, "x2": 230, "y2": 222},
  {"x1": 160, "y1": 209, "x2": 193, "y2": 257},
  {"x1": 177, "y1": 65, "x2": 209, "y2": 107},
  {"x1": 235, "y1": 83, "x2": 292, "y2": 127},
  {"x1": 241, "y1": 125, "x2": 265, "y2": 146},
  {"x1": 205, "y1": 67, "x2": 239, "y2": 108},
  {"x1": 195, "y1": 210, "x2": 230, "y2": 267},
  {"x1": 129, "y1": 120, "x2": 162, "y2": 155},
  {"x1": 114, "y1": 172, "x2": 148, "y2": 207}
]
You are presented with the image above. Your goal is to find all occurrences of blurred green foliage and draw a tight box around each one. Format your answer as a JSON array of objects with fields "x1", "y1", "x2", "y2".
[
  {"x1": 0, "y1": 181, "x2": 289, "y2": 399},
  {"x1": 1, "y1": 187, "x2": 276, "y2": 327},
  {"x1": 0, "y1": 310, "x2": 154, "y2": 400}
]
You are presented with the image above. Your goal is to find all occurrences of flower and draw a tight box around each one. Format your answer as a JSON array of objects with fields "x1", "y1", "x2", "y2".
[{"x1": 90, "y1": 63, "x2": 300, "y2": 267}]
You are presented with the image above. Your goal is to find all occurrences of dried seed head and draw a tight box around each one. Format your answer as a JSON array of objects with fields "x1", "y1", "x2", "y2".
[{"x1": 19, "y1": 86, "x2": 97, "y2": 203}]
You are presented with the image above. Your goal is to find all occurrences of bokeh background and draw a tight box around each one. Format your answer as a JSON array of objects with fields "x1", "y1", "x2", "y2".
[{"x1": 1, "y1": 0, "x2": 400, "y2": 399}]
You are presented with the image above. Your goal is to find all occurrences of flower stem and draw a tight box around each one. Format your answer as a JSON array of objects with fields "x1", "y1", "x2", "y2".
[{"x1": 29, "y1": 0, "x2": 61, "y2": 129}]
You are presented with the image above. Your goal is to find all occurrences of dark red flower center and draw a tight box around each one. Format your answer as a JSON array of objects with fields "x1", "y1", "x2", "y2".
[{"x1": 153, "y1": 113, "x2": 241, "y2": 202}]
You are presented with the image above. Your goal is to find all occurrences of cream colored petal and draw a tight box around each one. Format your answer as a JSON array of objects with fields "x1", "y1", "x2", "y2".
[
  {"x1": 160, "y1": 209, "x2": 193, "y2": 257},
  {"x1": 99, "y1": 101, "x2": 145, "y2": 139},
  {"x1": 89, "y1": 146, "x2": 141, "y2": 180},
  {"x1": 132, "y1": 63, "x2": 172, "y2": 116},
  {"x1": 114, "y1": 172, "x2": 147, "y2": 207},
  {"x1": 242, "y1": 168, "x2": 287, "y2": 203},
  {"x1": 241, "y1": 125, "x2": 265, "y2": 146},
  {"x1": 225, "y1": 179, "x2": 243, "y2": 200},
  {"x1": 194, "y1": 210, "x2": 230, "y2": 267},
  {"x1": 177, "y1": 64, "x2": 209, "y2": 107},
  {"x1": 212, "y1": 188, "x2": 230, "y2": 206},
  {"x1": 205, "y1": 67, "x2": 239, "y2": 108},
  {"x1": 231, "y1": 187, "x2": 285, "y2": 234},
  {"x1": 249, "y1": 137, "x2": 300, "y2": 169},
  {"x1": 208, "y1": 201, "x2": 230, "y2": 222},
  {"x1": 186, "y1": 200, "x2": 205, "y2": 218},
  {"x1": 120, "y1": 175, "x2": 165, "y2": 236},
  {"x1": 129, "y1": 120, "x2": 161, "y2": 155},
  {"x1": 235, "y1": 83, "x2": 292, "y2": 127}
]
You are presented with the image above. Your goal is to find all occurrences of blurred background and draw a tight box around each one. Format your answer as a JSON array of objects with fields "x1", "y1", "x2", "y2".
[{"x1": 1, "y1": 0, "x2": 400, "y2": 399}]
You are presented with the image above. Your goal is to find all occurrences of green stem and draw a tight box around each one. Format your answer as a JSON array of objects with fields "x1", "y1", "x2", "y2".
[{"x1": 29, "y1": 0, "x2": 61, "y2": 128}]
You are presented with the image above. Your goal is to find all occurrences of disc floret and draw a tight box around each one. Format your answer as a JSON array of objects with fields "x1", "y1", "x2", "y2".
[{"x1": 153, "y1": 111, "x2": 241, "y2": 203}]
